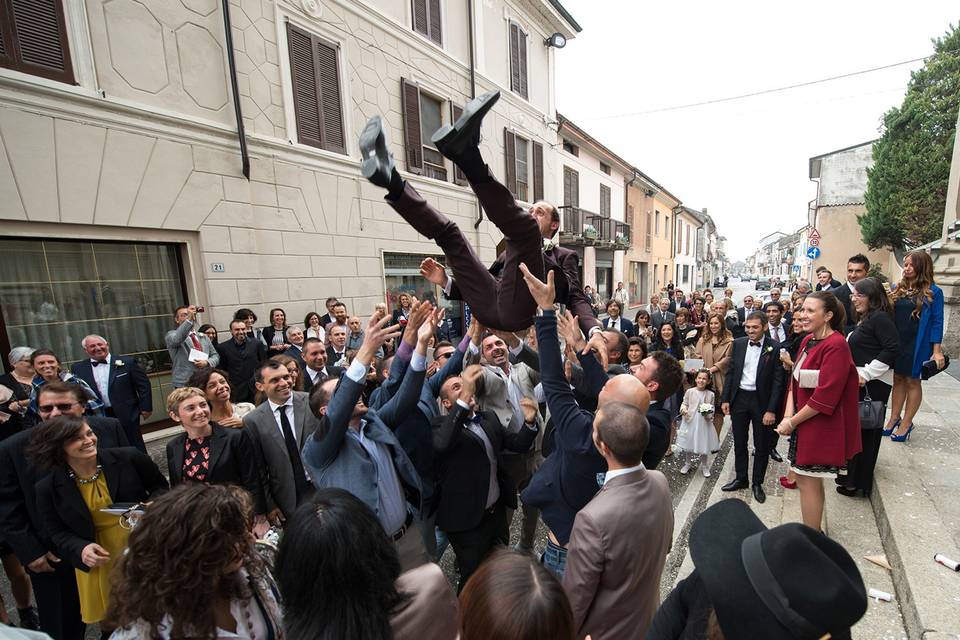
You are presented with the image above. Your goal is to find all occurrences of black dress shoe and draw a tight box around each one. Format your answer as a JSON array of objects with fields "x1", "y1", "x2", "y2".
[
  {"x1": 359, "y1": 115, "x2": 396, "y2": 189},
  {"x1": 721, "y1": 479, "x2": 748, "y2": 492},
  {"x1": 769, "y1": 449, "x2": 783, "y2": 463},
  {"x1": 432, "y1": 90, "x2": 501, "y2": 159},
  {"x1": 836, "y1": 486, "x2": 861, "y2": 498},
  {"x1": 752, "y1": 485, "x2": 766, "y2": 503}
]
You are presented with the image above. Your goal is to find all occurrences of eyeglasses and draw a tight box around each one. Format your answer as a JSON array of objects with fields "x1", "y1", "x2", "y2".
[
  {"x1": 38, "y1": 402, "x2": 80, "y2": 413},
  {"x1": 435, "y1": 352, "x2": 454, "y2": 360}
]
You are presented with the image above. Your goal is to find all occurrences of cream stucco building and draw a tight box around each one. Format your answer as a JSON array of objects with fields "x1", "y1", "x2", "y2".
[{"x1": 0, "y1": 0, "x2": 579, "y2": 427}]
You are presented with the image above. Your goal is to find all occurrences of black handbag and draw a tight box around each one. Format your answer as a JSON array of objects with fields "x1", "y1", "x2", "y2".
[
  {"x1": 858, "y1": 390, "x2": 885, "y2": 430},
  {"x1": 921, "y1": 354, "x2": 950, "y2": 380}
]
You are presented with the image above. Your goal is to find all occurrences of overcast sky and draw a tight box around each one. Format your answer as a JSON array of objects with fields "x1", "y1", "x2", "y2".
[{"x1": 554, "y1": 0, "x2": 959, "y2": 260}]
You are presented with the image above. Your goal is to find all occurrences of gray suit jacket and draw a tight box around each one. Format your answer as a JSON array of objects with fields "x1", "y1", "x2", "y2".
[
  {"x1": 651, "y1": 310, "x2": 676, "y2": 330},
  {"x1": 164, "y1": 319, "x2": 220, "y2": 387},
  {"x1": 467, "y1": 344, "x2": 541, "y2": 436},
  {"x1": 563, "y1": 467, "x2": 674, "y2": 640},
  {"x1": 302, "y1": 361, "x2": 426, "y2": 518},
  {"x1": 241, "y1": 391, "x2": 319, "y2": 518}
]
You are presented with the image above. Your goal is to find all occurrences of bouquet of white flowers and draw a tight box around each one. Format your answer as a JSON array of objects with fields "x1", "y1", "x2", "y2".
[{"x1": 697, "y1": 402, "x2": 714, "y2": 416}]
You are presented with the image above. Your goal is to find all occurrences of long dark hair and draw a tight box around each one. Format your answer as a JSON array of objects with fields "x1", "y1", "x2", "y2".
[
  {"x1": 459, "y1": 548, "x2": 575, "y2": 640},
  {"x1": 891, "y1": 250, "x2": 935, "y2": 319},
  {"x1": 652, "y1": 322, "x2": 682, "y2": 355},
  {"x1": 107, "y1": 484, "x2": 268, "y2": 640},
  {"x1": 852, "y1": 277, "x2": 892, "y2": 322},
  {"x1": 275, "y1": 489, "x2": 410, "y2": 640},
  {"x1": 806, "y1": 291, "x2": 846, "y2": 332},
  {"x1": 26, "y1": 416, "x2": 86, "y2": 469}
]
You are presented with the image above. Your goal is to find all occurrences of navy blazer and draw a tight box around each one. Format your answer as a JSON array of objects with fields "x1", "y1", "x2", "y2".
[
  {"x1": 37, "y1": 447, "x2": 167, "y2": 571},
  {"x1": 602, "y1": 316, "x2": 635, "y2": 338},
  {"x1": 71, "y1": 356, "x2": 152, "y2": 447},
  {"x1": 0, "y1": 417, "x2": 128, "y2": 566},
  {"x1": 302, "y1": 360, "x2": 426, "y2": 519},
  {"x1": 521, "y1": 312, "x2": 606, "y2": 546}
]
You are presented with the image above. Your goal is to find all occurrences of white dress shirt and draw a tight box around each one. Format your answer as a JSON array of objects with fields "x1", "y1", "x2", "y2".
[
  {"x1": 456, "y1": 399, "x2": 500, "y2": 508},
  {"x1": 267, "y1": 397, "x2": 296, "y2": 443},
  {"x1": 603, "y1": 462, "x2": 645, "y2": 486},
  {"x1": 608, "y1": 316, "x2": 622, "y2": 332},
  {"x1": 739, "y1": 340, "x2": 763, "y2": 391},
  {"x1": 91, "y1": 353, "x2": 112, "y2": 407}
]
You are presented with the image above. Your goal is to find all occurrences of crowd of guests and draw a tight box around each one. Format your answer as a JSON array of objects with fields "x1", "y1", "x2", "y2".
[{"x1": 0, "y1": 251, "x2": 943, "y2": 639}]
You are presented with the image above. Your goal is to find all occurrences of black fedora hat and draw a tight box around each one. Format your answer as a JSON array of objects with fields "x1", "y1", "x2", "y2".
[{"x1": 690, "y1": 499, "x2": 867, "y2": 640}]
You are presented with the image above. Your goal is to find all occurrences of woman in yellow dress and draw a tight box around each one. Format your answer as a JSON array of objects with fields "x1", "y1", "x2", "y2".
[{"x1": 29, "y1": 415, "x2": 167, "y2": 632}]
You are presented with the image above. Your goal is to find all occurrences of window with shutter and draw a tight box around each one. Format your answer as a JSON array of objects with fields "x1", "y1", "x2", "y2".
[
  {"x1": 504, "y1": 129, "x2": 517, "y2": 198},
  {"x1": 514, "y1": 135, "x2": 528, "y2": 202},
  {"x1": 286, "y1": 24, "x2": 345, "y2": 153},
  {"x1": 450, "y1": 104, "x2": 467, "y2": 186},
  {"x1": 532, "y1": 141, "x2": 544, "y2": 201},
  {"x1": 0, "y1": 0, "x2": 74, "y2": 84},
  {"x1": 508, "y1": 21, "x2": 528, "y2": 100},
  {"x1": 412, "y1": 0, "x2": 442, "y2": 45},
  {"x1": 563, "y1": 166, "x2": 579, "y2": 208},
  {"x1": 600, "y1": 184, "x2": 611, "y2": 217},
  {"x1": 401, "y1": 79, "x2": 449, "y2": 181},
  {"x1": 401, "y1": 78, "x2": 423, "y2": 174}
]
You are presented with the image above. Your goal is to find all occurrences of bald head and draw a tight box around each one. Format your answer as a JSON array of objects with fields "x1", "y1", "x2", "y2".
[{"x1": 598, "y1": 374, "x2": 650, "y2": 413}]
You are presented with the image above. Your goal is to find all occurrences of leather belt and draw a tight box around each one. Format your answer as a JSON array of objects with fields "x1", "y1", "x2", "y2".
[{"x1": 391, "y1": 512, "x2": 414, "y2": 542}]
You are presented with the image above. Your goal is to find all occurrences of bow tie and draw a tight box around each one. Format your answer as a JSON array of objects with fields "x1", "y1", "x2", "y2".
[
  {"x1": 749, "y1": 341, "x2": 762, "y2": 348},
  {"x1": 91, "y1": 360, "x2": 107, "y2": 367}
]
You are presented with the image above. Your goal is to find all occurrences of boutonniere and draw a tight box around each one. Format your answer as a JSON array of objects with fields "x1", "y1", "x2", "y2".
[
  {"x1": 114, "y1": 360, "x2": 125, "y2": 367},
  {"x1": 765, "y1": 346, "x2": 774, "y2": 354}
]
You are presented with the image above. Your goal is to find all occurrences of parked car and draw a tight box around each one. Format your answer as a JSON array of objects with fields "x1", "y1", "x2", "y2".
[{"x1": 755, "y1": 280, "x2": 771, "y2": 291}]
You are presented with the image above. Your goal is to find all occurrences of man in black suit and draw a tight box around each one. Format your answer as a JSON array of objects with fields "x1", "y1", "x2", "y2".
[
  {"x1": 629, "y1": 351, "x2": 685, "y2": 469},
  {"x1": 326, "y1": 324, "x2": 350, "y2": 367},
  {"x1": 668, "y1": 289, "x2": 688, "y2": 314},
  {"x1": 831, "y1": 254, "x2": 870, "y2": 333},
  {"x1": 434, "y1": 365, "x2": 538, "y2": 589},
  {"x1": 736, "y1": 295, "x2": 754, "y2": 325},
  {"x1": 301, "y1": 338, "x2": 343, "y2": 392},
  {"x1": 0, "y1": 382, "x2": 128, "y2": 640},
  {"x1": 318, "y1": 297, "x2": 338, "y2": 328},
  {"x1": 720, "y1": 312, "x2": 786, "y2": 503},
  {"x1": 815, "y1": 266, "x2": 843, "y2": 291},
  {"x1": 360, "y1": 91, "x2": 600, "y2": 336},
  {"x1": 216, "y1": 319, "x2": 267, "y2": 404},
  {"x1": 71, "y1": 334, "x2": 152, "y2": 452}
]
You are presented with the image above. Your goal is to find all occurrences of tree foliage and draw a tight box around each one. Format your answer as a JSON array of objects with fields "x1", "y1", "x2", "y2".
[{"x1": 861, "y1": 25, "x2": 960, "y2": 250}]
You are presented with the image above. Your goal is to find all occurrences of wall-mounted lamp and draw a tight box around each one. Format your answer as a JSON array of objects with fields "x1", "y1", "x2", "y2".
[{"x1": 544, "y1": 32, "x2": 566, "y2": 48}]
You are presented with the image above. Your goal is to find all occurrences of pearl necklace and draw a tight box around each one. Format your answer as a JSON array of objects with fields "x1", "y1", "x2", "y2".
[{"x1": 68, "y1": 465, "x2": 102, "y2": 485}]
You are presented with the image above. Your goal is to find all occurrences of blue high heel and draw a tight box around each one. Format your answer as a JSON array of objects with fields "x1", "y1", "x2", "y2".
[
  {"x1": 882, "y1": 418, "x2": 900, "y2": 437},
  {"x1": 890, "y1": 423, "x2": 914, "y2": 442}
]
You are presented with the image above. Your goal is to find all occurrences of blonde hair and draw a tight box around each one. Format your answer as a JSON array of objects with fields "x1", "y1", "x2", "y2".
[{"x1": 166, "y1": 386, "x2": 207, "y2": 415}]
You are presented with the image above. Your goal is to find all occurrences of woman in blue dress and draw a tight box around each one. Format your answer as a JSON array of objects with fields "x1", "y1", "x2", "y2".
[{"x1": 884, "y1": 251, "x2": 945, "y2": 442}]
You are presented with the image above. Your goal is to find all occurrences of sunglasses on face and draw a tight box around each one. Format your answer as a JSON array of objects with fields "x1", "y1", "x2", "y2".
[{"x1": 39, "y1": 402, "x2": 80, "y2": 413}]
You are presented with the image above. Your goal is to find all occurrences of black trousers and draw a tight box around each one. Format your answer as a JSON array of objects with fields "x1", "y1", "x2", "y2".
[
  {"x1": 845, "y1": 381, "x2": 891, "y2": 494},
  {"x1": 31, "y1": 561, "x2": 85, "y2": 640},
  {"x1": 446, "y1": 503, "x2": 508, "y2": 592},
  {"x1": 731, "y1": 390, "x2": 770, "y2": 485}
]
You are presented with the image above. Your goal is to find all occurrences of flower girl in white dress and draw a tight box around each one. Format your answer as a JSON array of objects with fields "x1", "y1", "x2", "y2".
[{"x1": 677, "y1": 369, "x2": 720, "y2": 476}]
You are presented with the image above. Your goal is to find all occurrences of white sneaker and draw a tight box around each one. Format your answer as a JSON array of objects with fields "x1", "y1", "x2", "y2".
[
  {"x1": 702, "y1": 465, "x2": 712, "y2": 478},
  {"x1": 680, "y1": 463, "x2": 691, "y2": 475}
]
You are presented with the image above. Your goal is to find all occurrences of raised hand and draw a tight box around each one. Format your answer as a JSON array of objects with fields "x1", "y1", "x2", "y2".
[
  {"x1": 459, "y1": 364, "x2": 484, "y2": 403},
  {"x1": 519, "y1": 263, "x2": 555, "y2": 311},
  {"x1": 583, "y1": 330, "x2": 609, "y2": 371},
  {"x1": 556, "y1": 310, "x2": 585, "y2": 352},
  {"x1": 420, "y1": 258, "x2": 449, "y2": 287},
  {"x1": 360, "y1": 314, "x2": 402, "y2": 366},
  {"x1": 520, "y1": 397, "x2": 539, "y2": 424}
]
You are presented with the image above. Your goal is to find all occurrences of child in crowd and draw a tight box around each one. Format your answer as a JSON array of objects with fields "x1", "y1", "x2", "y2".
[{"x1": 677, "y1": 369, "x2": 719, "y2": 476}]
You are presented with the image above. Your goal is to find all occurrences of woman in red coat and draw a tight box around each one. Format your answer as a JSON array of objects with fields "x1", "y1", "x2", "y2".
[{"x1": 776, "y1": 291, "x2": 861, "y2": 530}]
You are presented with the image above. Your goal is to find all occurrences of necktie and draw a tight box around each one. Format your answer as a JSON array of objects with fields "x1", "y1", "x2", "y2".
[
  {"x1": 189, "y1": 332, "x2": 202, "y2": 351},
  {"x1": 277, "y1": 406, "x2": 309, "y2": 501},
  {"x1": 749, "y1": 341, "x2": 762, "y2": 348}
]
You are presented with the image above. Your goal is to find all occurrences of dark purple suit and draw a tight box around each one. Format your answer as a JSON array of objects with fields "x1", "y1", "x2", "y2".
[{"x1": 389, "y1": 176, "x2": 600, "y2": 335}]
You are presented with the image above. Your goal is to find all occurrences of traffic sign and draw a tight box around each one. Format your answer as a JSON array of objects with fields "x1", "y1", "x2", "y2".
[
  {"x1": 806, "y1": 246, "x2": 821, "y2": 260},
  {"x1": 809, "y1": 229, "x2": 821, "y2": 241},
  {"x1": 809, "y1": 237, "x2": 820, "y2": 247}
]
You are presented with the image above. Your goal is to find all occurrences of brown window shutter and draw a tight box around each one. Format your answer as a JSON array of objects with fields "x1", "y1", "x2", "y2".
[
  {"x1": 0, "y1": 0, "x2": 74, "y2": 84},
  {"x1": 600, "y1": 184, "x2": 611, "y2": 216},
  {"x1": 450, "y1": 104, "x2": 467, "y2": 186},
  {"x1": 517, "y1": 27, "x2": 528, "y2": 99},
  {"x1": 563, "y1": 167, "x2": 579, "y2": 208},
  {"x1": 287, "y1": 24, "x2": 323, "y2": 149},
  {"x1": 509, "y1": 23, "x2": 521, "y2": 95},
  {"x1": 316, "y1": 40, "x2": 345, "y2": 153},
  {"x1": 428, "y1": 0, "x2": 442, "y2": 45},
  {"x1": 412, "y1": 0, "x2": 428, "y2": 37},
  {"x1": 504, "y1": 129, "x2": 517, "y2": 198},
  {"x1": 401, "y1": 78, "x2": 423, "y2": 174},
  {"x1": 532, "y1": 141, "x2": 544, "y2": 201}
]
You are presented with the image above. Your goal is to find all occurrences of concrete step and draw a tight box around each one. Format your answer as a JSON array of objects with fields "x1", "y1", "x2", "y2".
[{"x1": 666, "y1": 428, "x2": 908, "y2": 639}]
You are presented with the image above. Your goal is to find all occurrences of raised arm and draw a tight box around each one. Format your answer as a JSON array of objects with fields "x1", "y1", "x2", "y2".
[
  {"x1": 559, "y1": 252, "x2": 601, "y2": 336},
  {"x1": 377, "y1": 305, "x2": 435, "y2": 428},
  {"x1": 374, "y1": 302, "x2": 430, "y2": 405}
]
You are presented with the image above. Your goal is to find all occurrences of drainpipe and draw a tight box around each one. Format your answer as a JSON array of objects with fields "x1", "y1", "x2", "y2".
[
  {"x1": 221, "y1": 0, "x2": 250, "y2": 179},
  {"x1": 467, "y1": 0, "x2": 476, "y2": 99}
]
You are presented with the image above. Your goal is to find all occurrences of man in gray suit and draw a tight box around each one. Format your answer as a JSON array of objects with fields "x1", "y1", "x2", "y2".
[
  {"x1": 304, "y1": 311, "x2": 433, "y2": 571},
  {"x1": 562, "y1": 401, "x2": 673, "y2": 639},
  {"x1": 650, "y1": 297, "x2": 676, "y2": 331},
  {"x1": 242, "y1": 359, "x2": 320, "y2": 527},
  {"x1": 165, "y1": 305, "x2": 219, "y2": 388}
]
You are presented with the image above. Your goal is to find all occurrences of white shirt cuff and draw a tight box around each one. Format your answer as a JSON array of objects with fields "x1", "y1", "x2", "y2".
[
  {"x1": 411, "y1": 351, "x2": 427, "y2": 372},
  {"x1": 468, "y1": 342, "x2": 480, "y2": 355},
  {"x1": 455, "y1": 399, "x2": 471, "y2": 411},
  {"x1": 588, "y1": 326, "x2": 602, "y2": 336},
  {"x1": 509, "y1": 342, "x2": 523, "y2": 357},
  {"x1": 442, "y1": 273, "x2": 453, "y2": 296},
  {"x1": 345, "y1": 360, "x2": 368, "y2": 383},
  {"x1": 860, "y1": 359, "x2": 890, "y2": 381}
]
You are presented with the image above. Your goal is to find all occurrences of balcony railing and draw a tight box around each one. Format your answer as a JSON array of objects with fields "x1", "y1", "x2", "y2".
[{"x1": 558, "y1": 206, "x2": 631, "y2": 250}]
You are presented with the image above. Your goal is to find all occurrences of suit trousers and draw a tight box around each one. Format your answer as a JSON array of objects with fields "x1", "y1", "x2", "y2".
[
  {"x1": 731, "y1": 390, "x2": 770, "y2": 485},
  {"x1": 31, "y1": 562, "x2": 85, "y2": 640},
  {"x1": 105, "y1": 408, "x2": 146, "y2": 454},
  {"x1": 388, "y1": 179, "x2": 545, "y2": 331},
  {"x1": 446, "y1": 503, "x2": 508, "y2": 592},
  {"x1": 394, "y1": 522, "x2": 430, "y2": 574},
  {"x1": 500, "y1": 450, "x2": 542, "y2": 550}
]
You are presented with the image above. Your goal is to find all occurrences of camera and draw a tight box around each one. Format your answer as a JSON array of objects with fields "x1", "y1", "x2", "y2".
[{"x1": 196, "y1": 306, "x2": 206, "y2": 313}]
